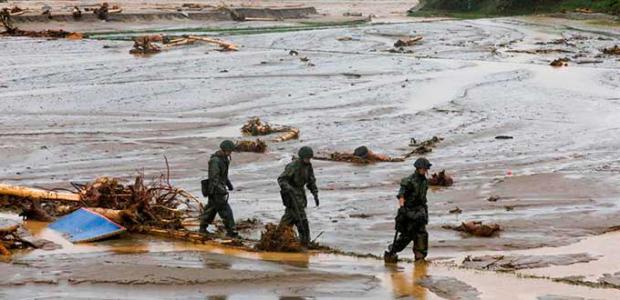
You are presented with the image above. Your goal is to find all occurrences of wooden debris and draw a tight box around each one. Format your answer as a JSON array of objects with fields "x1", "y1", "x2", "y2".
[
  {"x1": 0, "y1": 10, "x2": 83, "y2": 39},
  {"x1": 234, "y1": 139, "x2": 267, "y2": 153},
  {"x1": 273, "y1": 128, "x2": 300, "y2": 142},
  {"x1": 255, "y1": 223, "x2": 303, "y2": 252},
  {"x1": 130, "y1": 35, "x2": 162, "y2": 55},
  {"x1": 404, "y1": 136, "x2": 443, "y2": 158},
  {"x1": 444, "y1": 221, "x2": 501, "y2": 237},
  {"x1": 574, "y1": 8, "x2": 593, "y2": 13},
  {"x1": 449, "y1": 207, "x2": 462, "y2": 214},
  {"x1": 241, "y1": 117, "x2": 291, "y2": 135},
  {"x1": 428, "y1": 170, "x2": 453, "y2": 187},
  {"x1": 394, "y1": 36, "x2": 423, "y2": 48},
  {"x1": 314, "y1": 148, "x2": 404, "y2": 164},
  {"x1": 602, "y1": 45, "x2": 620, "y2": 55},
  {"x1": 550, "y1": 58, "x2": 570, "y2": 67},
  {"x1": 187, "y1": 35, "x2": 238, "y2": 51},
  {"x1": 0, "y1": 183, "x2": 80, "y2": 202}
]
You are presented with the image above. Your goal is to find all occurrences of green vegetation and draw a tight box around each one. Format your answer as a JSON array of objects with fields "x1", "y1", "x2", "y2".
[{"x1": 410, "y1": 0, "x2": 620, "y2": 18}]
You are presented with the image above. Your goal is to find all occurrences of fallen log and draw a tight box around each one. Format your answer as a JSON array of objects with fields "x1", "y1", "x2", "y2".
[
  {"x1": 0, "y1": 183, "x2": 80, "y2": 201},
  {"x1": 273, "y1": 128, "x2": 300, "y2": 142},
  {"x1": 394, "y1": 36, "x2": 423, "y2": 47},
  {"x1": 187, "y1": 35, "x2": 238, "y2": 51}
]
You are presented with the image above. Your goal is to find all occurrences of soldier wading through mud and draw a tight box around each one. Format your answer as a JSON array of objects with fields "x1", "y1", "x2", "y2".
[
  {"x1": 199, "y1": 140, "x2": 239, "y2": 238},
  {"x1": 384, "y1": 157, "x2": 432, "y2": 262},
  {"x1": 278, "y1": 146, "x2": 319, "y2": 247}
]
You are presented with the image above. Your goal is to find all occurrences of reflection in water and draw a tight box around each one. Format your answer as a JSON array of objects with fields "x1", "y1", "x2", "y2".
[{"x1": 386, "y1": 261, "x2": 428, "y2": 299}]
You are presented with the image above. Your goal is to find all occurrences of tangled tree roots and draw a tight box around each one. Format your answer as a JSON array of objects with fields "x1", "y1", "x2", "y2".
[
  {"x1": 235, "y1": 139, "x2": 267, "y2": 153},
  {"x1": 405, "y1": 136, "x2": 443, "y2": 158},
  {"x1": 255, "y1": 223, "x2": 302, "y2": 252},
  {"x1": 429, "y1": 170, "x2": 454, "y2": 187}
]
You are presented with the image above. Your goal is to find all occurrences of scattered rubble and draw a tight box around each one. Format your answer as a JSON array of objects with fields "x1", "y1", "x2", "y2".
[
  {"x1": 394, "y1": 36, "x2": 423, "y2": 48},
  {"x1": 428, "y1": 170, "x2": 453, "y2": 187},
  {"x1": 462, "y1": 253, "x2": 596, "y2": 271},
  {"x1": 404, "y1": 136, "x2": 443, "y2": 158},
  {"x1": 443, "y1": 221, "x2": 501, "y2": 237},
  {"x1": 255, "y1": 223, "x2": 302, "y2": 252},
  {"x1": 550, "y1": 58, "x2": 570, "y2": 67},
  {"x1": 234, "y1": 139, "x2": 267, "y2": 153},
  {"x1": 602, "y1": 45, "x2": 620, "y2": 55}
]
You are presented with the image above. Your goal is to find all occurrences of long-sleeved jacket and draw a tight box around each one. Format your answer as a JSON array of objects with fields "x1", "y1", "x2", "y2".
[
  {"x1": 208, "y1": 150, "x2": 233, "y2": 195},
  {"x1": 397, "y1": 172, "x2": 428, "y2": 209},
  {"x1": 278, "y1": 159, "x2": 318, "y2": 208}
]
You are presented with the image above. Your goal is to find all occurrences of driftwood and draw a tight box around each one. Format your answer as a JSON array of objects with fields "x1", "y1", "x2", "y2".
[
  {"x1": 241, "y1": 118, "x2": 299, "y2": 143},
  {"x1": 394, "y1": 36, "x2": 423, "y2": 47},
  {"x1": 187, "y1": 35, "x2": 238, "y2": 51},
  {"x1": 314, "y1": 150, "x2": 404, "y2": 164},
  {"x1": 273, "y1": 128, "x2": 300, "y2": 142},
  {"x1": 0, "y1": 184, "x2": 80, "y2": 202},
  {"x1": 602, "y1": 45, "x2": 620, "y2": 55},
  {"x1": 404, "y1": 136, "x2": 443, "y2": 158},
  {"x1": 443, "y1": 221, "x2": 501, "y2": 237},
  {"x1": 550, "y1": 58, "x2": 570, "y2": 67}
]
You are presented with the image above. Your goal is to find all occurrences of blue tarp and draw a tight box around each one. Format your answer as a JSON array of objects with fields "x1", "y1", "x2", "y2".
[{"x1": 49, "y1": 208, "x2": 126, "y2": 243}]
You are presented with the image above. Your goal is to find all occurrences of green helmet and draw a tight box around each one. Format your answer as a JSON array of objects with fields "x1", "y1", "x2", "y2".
[
  {"x1": 298, "y1": 146, "x2": 314, "y2": 159},
  {"x1": 414, "y1": 157, "x2": 432, "y2": 169},
  {"x1": 353, "y1": 146, "x2": 369, "y2": 158},
  {"x1": 220, "y1": 140, "x2": 235, "y2": 152}
]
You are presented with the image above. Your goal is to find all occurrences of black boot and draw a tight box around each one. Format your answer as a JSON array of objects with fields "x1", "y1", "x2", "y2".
[{"x1": 226, "y1": 231, "x2": 239, "y2": 239}]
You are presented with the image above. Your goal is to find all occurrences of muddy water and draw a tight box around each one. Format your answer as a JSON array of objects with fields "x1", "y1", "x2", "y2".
[{"x1": 1, "y1": 14, "x2": 620, "y2": 298}]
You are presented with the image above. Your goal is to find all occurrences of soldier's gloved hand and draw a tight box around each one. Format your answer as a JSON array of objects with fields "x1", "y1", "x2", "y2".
[
  {"x1": 227, "y1": 182, "x2": 234, "y2": 191},
  {"x1": 312, "y1": 192, "x2": 319, "y2": 207}
]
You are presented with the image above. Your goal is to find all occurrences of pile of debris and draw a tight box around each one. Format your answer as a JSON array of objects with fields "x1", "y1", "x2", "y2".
[
  {"x1": 314, "y1": 152, "x2": 372, "y2": 164},
  {"x1": 1, "y1": 9, "x2": 82, "y2": 39},
  {"x1": 241, "y1": 117, "x2": 299, "y2": 142},
  {"x1": 550, "y1": 58, "x2": 570, "y2": 67},
  {"x1": 255, "y1": 223, "x2": 302, "y2": 252},
  {"x1": 130, "y1": 34, "x2": 238, "y2": 55},
  {"x1": 428, "y1": 170, "x2": 453, "y2": 186},
  {"x1": 0, "y1": 170, "x2": 202, "y2": 233},
  {"x1": 404, "y1": 136, "x2": 443, "y2": 158},
  {"x1": 234, "y1": 139, "x2": 267, "y2": 153},
  {"x1": 602, "y1": 45, "x2": 620, "y2": 55},
  {"x1": 1, "y1": 219, "x2": 59, "y2": 257},
  {"x1": 443, "y1": 221, "x2": 501, "y2": 237}
]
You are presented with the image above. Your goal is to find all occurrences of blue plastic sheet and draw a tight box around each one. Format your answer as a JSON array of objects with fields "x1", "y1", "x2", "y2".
[{"x1": 49, "y1": 208, "x2": 126, "y2": 243}]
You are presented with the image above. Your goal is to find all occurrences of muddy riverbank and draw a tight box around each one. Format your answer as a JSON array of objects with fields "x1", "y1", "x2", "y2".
[{"x1": 2, "y1": 1, "x2": 620, "y2": 297}]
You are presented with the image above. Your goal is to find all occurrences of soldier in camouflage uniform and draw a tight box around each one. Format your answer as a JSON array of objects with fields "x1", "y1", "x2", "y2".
[
  {"x1": 278, "y1": 146, "x2": 319, "y2": 246},
  {"x1": 199, "y1": 140, "x2": 239, "y2": 238},
  {"x1": 384, "y1": 157, "x2": 432, "y2": 261}
]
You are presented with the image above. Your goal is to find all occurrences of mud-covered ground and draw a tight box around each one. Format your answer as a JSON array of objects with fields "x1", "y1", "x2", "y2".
[{"x1": 1, "y1": 1, "x2": 620, "y2": 298}]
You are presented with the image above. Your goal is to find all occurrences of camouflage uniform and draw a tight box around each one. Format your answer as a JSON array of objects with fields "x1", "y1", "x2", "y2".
[
  {"x1": 389, "y1": 172, "x2": 429, "y2": 259},
  {"x1": 200, "y1": 150, "x2": 235, "y2": 234},
  {"x1": 278, "y1": 158, "x2": 318, "y2": 246}
]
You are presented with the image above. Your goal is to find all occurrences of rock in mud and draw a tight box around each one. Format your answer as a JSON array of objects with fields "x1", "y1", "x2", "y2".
[
  {"x1": 462, "y1": 253, "x2": 597, "y2": 271},
  {"x1": 428, "y1": 170, "x2": 453, "y2": 186},
  {"x1": 255, "y1": 223, "x2": 303, "y2": 252},
  {"x1": 598, "y1": 271, "x2": 620, "y2": 287},
  {"x1": 444, "y1": 221, "x2": 501, "y2": 237},
  {"x1": 417, "y1": 275, "x2": 481, "y2": 300}
]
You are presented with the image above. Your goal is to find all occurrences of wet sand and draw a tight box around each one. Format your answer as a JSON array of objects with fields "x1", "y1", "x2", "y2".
[{"x1": 2, "y1": 1, "x2": 620, "y2": 298}]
